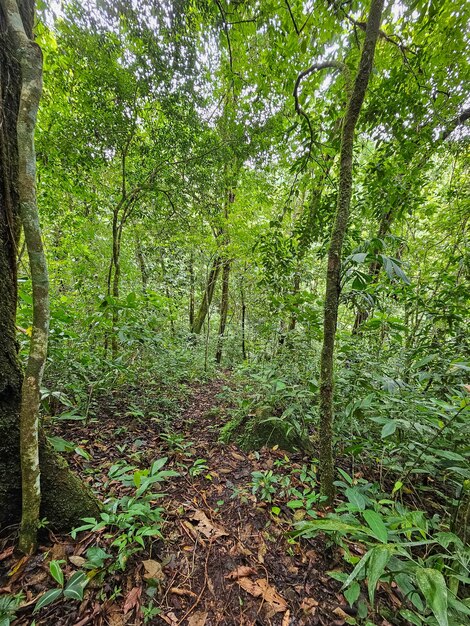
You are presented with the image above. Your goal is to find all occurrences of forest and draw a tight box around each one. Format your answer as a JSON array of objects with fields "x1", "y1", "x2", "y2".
[{"x1": 0, "y1": 0, "x2": 469, "y2": 624}]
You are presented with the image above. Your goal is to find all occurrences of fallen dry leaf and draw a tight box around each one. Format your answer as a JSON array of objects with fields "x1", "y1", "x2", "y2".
[
  {"x1": 142, "y1": 559, "x2": 165, "y2": 582},
  {"x1": 189, "y1": 510, "x2": 228, "y2": 540},
  {"x1": 282, "y1": 610, "x2": 291, "y2": 626},
  {"x1": 123, "y1": 586, "x2": 142, "y2": 614},
  {"x1": 161, "y1": 611, "x2": 178, "y2": 625},
  {"x1": 300, "y1": 597, "x2": 318, "y2": 615},
  {"x1": 225, "y1": 566, "x2": 256, "y2": 580},
  {"x1": 0, "y1": 547, "x2": 14, "y2": 561},
  {"x1": 235, "y1": 577, "x2": 287, "y2": 613},
  {"x1": 187, "y1": 610, "x2": 208, "y2": 626},
  {"x1": 170, "y1": 586, "x2": 197, "y2": 598}
]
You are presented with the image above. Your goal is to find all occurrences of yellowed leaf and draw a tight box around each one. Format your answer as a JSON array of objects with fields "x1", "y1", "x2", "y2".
[{"x1": 142, "y1": 559, "x2": 165, "y2": 582}]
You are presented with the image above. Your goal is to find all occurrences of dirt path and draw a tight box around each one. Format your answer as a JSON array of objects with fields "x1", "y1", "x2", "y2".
[{"x1": 1, "y1": 378, "x2": 350, "y2": 626}]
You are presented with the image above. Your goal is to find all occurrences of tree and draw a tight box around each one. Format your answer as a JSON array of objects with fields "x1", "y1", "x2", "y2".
[
  {"x1": 318, "y1": 0, "x2": 385, "y2": 502},
  {"x1": 0, "y1": 0, "x2": 98, "y2": 537}
]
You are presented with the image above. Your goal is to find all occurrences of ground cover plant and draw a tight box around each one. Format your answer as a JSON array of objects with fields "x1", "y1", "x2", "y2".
[{"x1": 0, "y1": 0, "x2": 469, "y2": 624}]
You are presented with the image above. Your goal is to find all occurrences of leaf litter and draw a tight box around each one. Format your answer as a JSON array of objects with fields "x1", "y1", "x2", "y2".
[{"x1": 0, "y1": 377, "x2": 385, "y2": 625}]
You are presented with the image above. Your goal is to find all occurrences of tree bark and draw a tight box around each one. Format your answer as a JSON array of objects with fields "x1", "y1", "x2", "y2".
[
  {"x1": 2, "y1": 0, "x2": 49, "y2": 553},
  {"x1": 318, "y1": 0, "x2": 384, "y2": 503},
  {"x1": 215, "y1": 259, "x2": 230, "y2": 364},
  {"x1": 0, "y1": 0, "x2": 99, "y2": 534},
  {"x1": 191, "y1": 255, "x2": 221, "y2": 334}
]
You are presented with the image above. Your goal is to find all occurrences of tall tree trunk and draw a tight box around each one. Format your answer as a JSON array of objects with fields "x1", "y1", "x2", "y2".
[
  {"x1": 135, "y1": 232, "x2": 148, "y2": 292},
  {"x1": 0, "y1": 0, "x2": 99, "y2": 534},
  {"x1": 2, "y1": 0, "x2": 49, "y2": 553},
  {"x1": 215, "y1": 260, "x2": 230, "y2": 364},
  {"x1": 318, "y1": 0, "x2": 384, "y2": 502},
  {"x1": 191, "y1": 255, "x2": 221, "y2": 334},
  {"x1": 189, "y1": 250, "x2": 195, "y2": 329},
  {"x1": 241, "y1": 284, "x2": 247, "y2": 361}
]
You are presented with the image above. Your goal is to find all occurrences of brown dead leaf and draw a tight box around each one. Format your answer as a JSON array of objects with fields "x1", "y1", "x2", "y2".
[
  {"x1": 161, "y1": 611, "x2": 178, "y2": 625},
  {"x1": 142, "y1": 559, "x2": 165, "y2": 582},
  {"x1": 170, "y1": 587, "x2": 197, "y2": 598},
  {"x1": 106, "y1": 604, "x2": 128, "y2": 626},
  {"x1": 123, "y1": 586, "x2": 142, "y2": 614},
  {"x1": 231, "y1": 451, "x2": 246, "y2": 461},
  {"x1": 257, "y1": 540, "x2": 267, "y2": 564},
  {"x1": 236, "y1": 577, "x2": 287, "y2": 613},
  {"x1": 187, "y1": 610, "x2": 208, "y2": 626},
  {"x1": 225, "y1": 566, "x2": 257, "y2": 580},
  {"x1": 333, "y1": 606, "x2": 350, "y2": 622},
  {"x1": 282, "y1": 610, "x2": 291, "y2": 626},
  {"x1": 0, "y1": 547, "x2": 14, "y2": 561},
  {"x1": 51, "y1": 543, "x2": 67, "y2": 561},
  {"x1": 190, "y1": 510, "x2": 228, "y2": 540},
  {"x1": 300, "y1": 597, "x2": 318, "y2": 615}
]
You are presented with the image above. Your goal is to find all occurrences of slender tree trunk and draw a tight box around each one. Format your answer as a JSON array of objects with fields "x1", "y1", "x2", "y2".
[
  {"x1": 215, "y1": 260, "x2": 230, "y2": 363},
  {"x1": 191, "y1": 255, "x2": 221, "y2": 334},
  {"x1": 241, "y1": 285, "x2": 247, "y2": 361},
  {"x1": 318, "y1": 0, "x2": 384, "y2": 502},
  {"x1": 189, "y1": 250, "x2": 195, "y2": 329},
  {"x1": 135, "y1": 233, "x2": 148, "y2": 292},
  {"x1": 0, "y1": 0, "x2": 99, "y2": 536},
  {"x1": 2, "y1": 0, "x2": 48, "y2": 554}
]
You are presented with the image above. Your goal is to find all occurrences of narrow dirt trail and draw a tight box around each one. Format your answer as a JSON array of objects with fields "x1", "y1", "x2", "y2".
[{"x1": 2, "y1": 378, "x2": 349, "y2": 626}]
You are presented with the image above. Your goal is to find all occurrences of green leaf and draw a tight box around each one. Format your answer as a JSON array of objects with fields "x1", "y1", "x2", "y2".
[
  {"x1": 344, "y1": 581, "x2": 361, "y2": 606},
  {"x1": 362, "y1": 510, "x2": 388, "y2": 543},
  {"x1": 49, "y1": 560, "x2": 64, "y2": 587},
  {"x1": 63, "y1": 584, "x2": 84, "y2": 601},
  {"x1": 345, "y1": 487, "x2": 367, "y2": 510},
  {"x1": 342, "y1": 550, "x2": 371, "y2": 589},
  {"x1": 381, "y1": 421, "x2": 397, "y2": 438},
  {"x1": 366, "y1": 546, "x2": 391, "y2": 605},
  {"x1": 33, "y1": 588, "x2": 63, "y2": 613},
  {"x1": 415, "y1": 567, "x2": 448, "y2": 626}
]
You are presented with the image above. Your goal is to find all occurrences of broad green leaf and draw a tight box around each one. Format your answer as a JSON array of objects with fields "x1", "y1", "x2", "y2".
[
  {"x1": 366, "y1": 546, "x2": 391, "y2": 605},
  {"x1": 63, "y1": 584, "x2": 84, "y2": 601},
  {"x1": 49, "y1": 560, "x2": 64, "y2": 587},
  {"x1": 381, "y1": 421, "x2": 397, "y2": 438},
  {"x1": 345, "y1": 487, "x2": 367, "y2": 510},
  {"x1": 33, "y1": 588, "x2": 63, "y2": 613},
  {"x1": 415, "y1": 567, "x2": 448, "y2": 626},
  {"x1": 362, "y1": 510, "x2": 388, "y2": 543},
  {"x1": 344, "y1": 580, "x2": 361, "y2": 606}
]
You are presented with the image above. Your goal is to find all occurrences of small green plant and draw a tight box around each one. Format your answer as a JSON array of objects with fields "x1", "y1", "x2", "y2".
[
  {"x1": 33, "y1": 561, "x2": 87, "y2": 614},
  {"x1": 292, "y1": 479, "x2": 470, "y2": 626},
  {"x1": 189, "y1": 458, "x2": 209, "y2": 477},
  {"x1": 72, "y1": 458, "x2": 178, "y2": 569},
  {"x1": 160, "y1": 432, "x2": 193, "y2": 454},
  {"x1": 0, "y1": 592, "x2": 24, "y2": 626},
  {"x1": 251, "y1": 470, "x2": 280, "y2": 503}
]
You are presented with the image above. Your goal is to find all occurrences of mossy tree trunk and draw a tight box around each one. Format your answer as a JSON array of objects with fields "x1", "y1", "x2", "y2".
[
  {"x1": 0, "y1": 0, "x2": 99, "y2": 537},
  {"x1": 215, "y1": 259, "x2": 230, "y2": 364},
  {"x1": 318, "y1": 0, "x2": 384, "y2": 503},
  {"x1": 2, "y1": 0, "x2": 50, "y2": 553},
  {"x1": 191, "y1": 255, "x2": 222, "y2": 334}
]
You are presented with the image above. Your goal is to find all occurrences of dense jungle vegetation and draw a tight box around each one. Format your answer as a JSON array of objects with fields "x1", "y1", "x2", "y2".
[{"x1": 0, "y1": 0, "x2": 469, "y2": 625}]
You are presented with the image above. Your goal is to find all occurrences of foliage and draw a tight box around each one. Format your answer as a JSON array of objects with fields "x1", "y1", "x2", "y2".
[{"x1": 71, "y1": 458, "x2": 178, "y2": 569}]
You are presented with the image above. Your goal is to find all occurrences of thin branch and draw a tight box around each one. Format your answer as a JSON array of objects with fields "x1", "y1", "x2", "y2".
[
  {"x1": 284, "y1": 0, "x2": 300, "y2": 35},
  {"x1": 293, "y1": 60, "x2": 349, "y2": 156}
]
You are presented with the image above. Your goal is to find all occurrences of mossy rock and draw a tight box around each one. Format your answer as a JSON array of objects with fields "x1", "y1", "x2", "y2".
[{"x1": 221, "y1": 407, "x2": 312, "y2": 453}]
